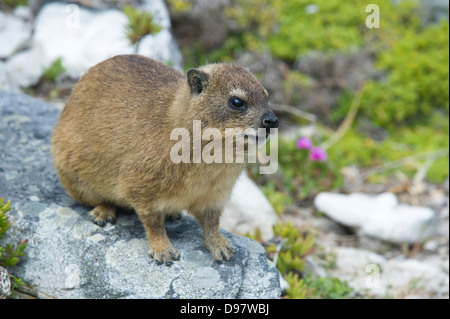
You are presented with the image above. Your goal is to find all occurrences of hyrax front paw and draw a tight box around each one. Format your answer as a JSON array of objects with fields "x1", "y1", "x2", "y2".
[
  {"x1": 205, "y1": 236, "x2": 234, "y2": 264},
  {"x1": 148, "y1": 243, "x2": 180, "y2": 266},
  {"x1": 89, "y1": 204, "x2": 116, "y2": 227}
]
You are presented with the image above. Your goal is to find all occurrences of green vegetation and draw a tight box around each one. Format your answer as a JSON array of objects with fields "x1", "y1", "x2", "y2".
[
  {"x1": 3, "y1": 0, "x2": 27, "y2": 8},
  {"x1": 268, "y1": 222, "x2": 316, "y2": 275},
  {"x1": 166, "y1": 0, "x2": 192, "y2": 13},
  {"x1": 268, "y1": 0, "x2": 368, "y2": 61},
  {"x1": 261, "y1": 184, "x2": 293, "y2": 216},
  {"x1": 361, "y1": 19, "x2": 449, "y2": 127},
  {"x1": 220, "y1": 0, "x2": 449, "y2": 299},
  {"x1": 248, "y1": 222, "x2": 354, "y2": 299},
  {"x1": 0, "y1": 198, "x2": 27, "y2": 298},
  {"x1": 243, "y1": 0, "x2": 448, "y2": 186},
  {"x1": 250, "y1": 136, "x2": 343, "y2": 207},
  {"x1": 192, "y1": 0, "x2": 421, "y2": 61},
  {"x1": 326, "y1": 116, "x2": 449, "y2": 183},
  {"x1": 124, "y1": 5, "x2": 162, "y2": 45},
  {"x1": 285, "y1": 273, "x2": 354, "y2": 299},
  {"x1": 42, "y1": 57, "x2": 66, "y2": 83}
]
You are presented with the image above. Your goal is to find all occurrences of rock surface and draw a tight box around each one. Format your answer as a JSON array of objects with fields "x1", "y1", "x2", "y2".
[
  {"x1": 0, "y1": 90, "x2": 280, "y2": 299},
  {"x1": 327, "y1": 247, "x2": 449, "y2": 298},
  {"x1": 314, "y1": 192, "x2": 437, "y2": 244}
]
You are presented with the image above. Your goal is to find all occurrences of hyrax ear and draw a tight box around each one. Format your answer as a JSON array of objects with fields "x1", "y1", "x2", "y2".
[{"x1": 187, "y1": 68, "x2": 209, "y2": 95}]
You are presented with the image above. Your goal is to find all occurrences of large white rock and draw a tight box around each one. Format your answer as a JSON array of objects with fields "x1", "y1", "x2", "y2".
[
  {"x1": 32, "y1": 3, "x2": 133, "y2": 79},
  {"x1": 5, "y1": 45, "x2": 44, "y2": 89},
  {"x1": 6, "y1": 1, "x2": 182, "y2": 88},
  {"x1": 314, "y1": 192, "x2": 437, "y2": 243},
  {"x1": 221, "y1": 172, "x2": 278, "y2": 240},
  {"x1": 328, "y1": 247, "x2": 449, "y2": 298},
  {"x1": 140, "y1": 0, "x2": 172, "y2": 30},
  {"x1": 138, "y1": 29, "x2": 183, "y2": 71},
  {"x1": 0, "y1": 11, "x2": 31, "y2": 59}
]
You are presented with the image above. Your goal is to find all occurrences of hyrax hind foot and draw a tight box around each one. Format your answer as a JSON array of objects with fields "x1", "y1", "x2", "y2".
[{"x1": 89, "y1": 204, "x2": 117, "y2": 227}]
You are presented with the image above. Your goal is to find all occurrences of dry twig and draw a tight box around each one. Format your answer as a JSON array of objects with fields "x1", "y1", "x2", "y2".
[
  {"x1": 319, "y1": 83, "x2": 365, "y2": 150},
  {"x1": 270, "y1": 103, "x2": 317, "y2": 122},
  {"x1": 361, "y1": 148, "x2": 449, "y2": 181}
]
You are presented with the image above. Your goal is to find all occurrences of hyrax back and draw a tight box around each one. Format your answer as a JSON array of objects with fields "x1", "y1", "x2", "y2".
[{"x1": 52, "y1": 55, "x2": 278, "y2": 265}]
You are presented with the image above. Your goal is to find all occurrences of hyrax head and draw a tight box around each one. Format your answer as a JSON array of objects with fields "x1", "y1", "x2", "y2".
[{"x1": 186, "y1": 63, "x2": 279, "y2": 138}]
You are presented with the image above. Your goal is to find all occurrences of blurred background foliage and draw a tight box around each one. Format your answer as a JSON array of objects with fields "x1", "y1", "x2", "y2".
[
  {"x1": 167, "y1": 0, "x2": 448, "y2": 298},
  {"x1": 168, "y1": 0, "x2": 449, "y2": 195}
]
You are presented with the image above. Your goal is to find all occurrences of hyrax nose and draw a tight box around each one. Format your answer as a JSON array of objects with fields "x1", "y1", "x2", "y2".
[{"x1": 262, "y1": 111, "x2": 279, "y2": 129}]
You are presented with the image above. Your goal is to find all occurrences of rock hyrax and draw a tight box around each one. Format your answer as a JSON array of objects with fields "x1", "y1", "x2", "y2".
[{"x1": 52, "y1": 55, "x2": 279, "y2": 265}]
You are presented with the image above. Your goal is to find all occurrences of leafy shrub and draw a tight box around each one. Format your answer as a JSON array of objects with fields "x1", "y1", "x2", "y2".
[
  {"x1": 3, "y1": 0, "x2": 27, "y2": 8},
  {"x1": 42, "y1": 57, "x2": 66, "y2": 83},
  {"x1": 0, "y1": 198, "x2": 27, "y2": 298},
  {"x1": 226, "y1": 0, "x2": 278, "y2": 52},
  {"x1": 124, "y1": 5, "x2": 162, "y2": 45},
  {"x1": 326, "y1": 113, "x2": 449, "y2": 183},
  {"x1": 279, "y1": 137, "x2": 342, "y2": 200},
  {"x1": 261, "y1": 184, "x2": 293, "y2": 216},
  {"x1": 165, "y1": 0, "x2": 192, "y2": 13},
  {"x1": 249, "y1": 135, "x2": 343, "y2": 203},
  {"x1": 286, "y1": 272, "x2": 354, "y2": 299},
  {"x1": 361, "y1": 20, "x2": 449, "y2": 126},
  {"x1": 224, "y1": 0, "x2": 421, "y2": 62},
  {"x1": 247, "y1": 221, "x2": 354, "y2": 299},
  {"x1": 267, "y1": 0, "x2": 368, "y2": 61},
  {"x1": 267, "y1": 222, "x2": 316, "y2": 275}
]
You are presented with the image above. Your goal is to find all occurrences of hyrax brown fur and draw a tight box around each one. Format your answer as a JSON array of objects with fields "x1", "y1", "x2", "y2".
[{"x1": 52, "y1": 55, "x2": 279, "y2": 266}]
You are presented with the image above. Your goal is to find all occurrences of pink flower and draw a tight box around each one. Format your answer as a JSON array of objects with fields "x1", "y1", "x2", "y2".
[
  {"x1": 296, "y1": 137, "x2": 313, "y2": 150},
  {"x1": 309, "y1": 147, "x2": 328, "y2": 162}
]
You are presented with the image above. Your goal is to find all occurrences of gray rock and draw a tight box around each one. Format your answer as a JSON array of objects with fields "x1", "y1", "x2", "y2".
[
  {"x1": 0, "y1": 266, "x2": 12, "y2": 299},
  {"x1": 0, "y1": 90, "x2": 280, "y2": 299}
]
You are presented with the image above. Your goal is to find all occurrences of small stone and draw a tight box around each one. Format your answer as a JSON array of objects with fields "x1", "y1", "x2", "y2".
[
  {"x1": 424, "y1": 240, "x2": 440, "y2": 252},
  {"x1": 279, "y1": 273, "x2": 289, "y2": 292},
  {"x1": 314, "y1": 192, "x2": 437, "y2": 244},
  {"x1": 443, "y1": 259, "x2": 449, "y2": 274},
  {"x1": 29, "y1": 196, "x2": 40, "y2": 202}
]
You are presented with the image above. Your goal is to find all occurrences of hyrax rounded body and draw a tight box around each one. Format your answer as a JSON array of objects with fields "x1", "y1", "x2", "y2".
[{"x1": 52, "y1": 55, "x2": 278, "y2": 265}]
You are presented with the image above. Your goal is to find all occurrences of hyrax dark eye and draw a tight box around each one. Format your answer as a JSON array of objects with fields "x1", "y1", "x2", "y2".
[{"x1": 228, "y1": 97, "x2": 247, "y2": 110}]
